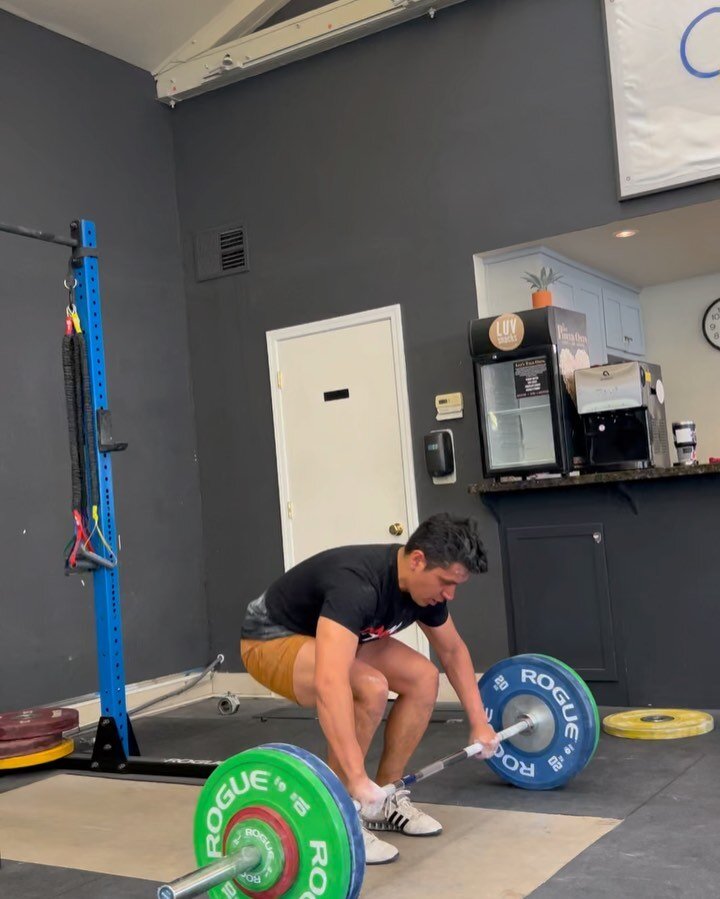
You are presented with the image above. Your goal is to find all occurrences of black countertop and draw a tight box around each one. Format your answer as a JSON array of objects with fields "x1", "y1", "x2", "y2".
[{"x1": 469, "y1": 462, "x2": 720, "y2": 494}]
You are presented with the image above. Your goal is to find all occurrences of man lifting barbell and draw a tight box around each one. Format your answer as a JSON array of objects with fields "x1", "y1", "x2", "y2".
[
  {"x1": 240, "y1": 513, "x2": 499, "y2": 864},
  {"x1": 161, "y1": 655, "x2": 599, "y2": 898}
]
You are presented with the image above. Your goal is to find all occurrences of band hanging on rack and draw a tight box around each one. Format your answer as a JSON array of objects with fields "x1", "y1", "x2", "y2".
[{"x1": 62, "y1": 274, "x2": 117, "y2": 574}]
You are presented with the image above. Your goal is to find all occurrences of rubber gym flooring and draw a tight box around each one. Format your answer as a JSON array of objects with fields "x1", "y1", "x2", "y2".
[{"x1": 1, "y1": 697, "x2": 718, "y2": 898}]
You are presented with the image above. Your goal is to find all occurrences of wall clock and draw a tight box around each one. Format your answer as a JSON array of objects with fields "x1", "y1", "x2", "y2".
[{"x1": 702, "y1": 299, "x2": 720, "y2": 350}]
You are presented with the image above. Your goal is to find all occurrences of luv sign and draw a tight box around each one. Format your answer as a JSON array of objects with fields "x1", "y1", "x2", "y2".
[{"x1": 489, "y1": 313, "x2": 525, "y2": 351}]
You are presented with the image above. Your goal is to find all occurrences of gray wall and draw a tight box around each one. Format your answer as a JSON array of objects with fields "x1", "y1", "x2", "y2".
[
  {"x1": 0, "y1": 13, "x2": 208, "y2": 709},
  {"x1": 171, "y1": 0, "x2": 720, "y2": 672}
]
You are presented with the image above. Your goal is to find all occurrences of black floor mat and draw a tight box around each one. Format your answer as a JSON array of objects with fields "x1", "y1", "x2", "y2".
[
  {"x1": 252, "y1": 700, "x2": 466, "y2": 724},
  {"x1": 3, "y1": 698, "x2": 720, "y2": 899}
]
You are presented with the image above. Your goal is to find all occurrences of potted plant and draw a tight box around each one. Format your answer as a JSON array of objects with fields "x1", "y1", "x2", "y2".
[{"x1": 522, "y1": 266, "x2": 563, "y2": 308}]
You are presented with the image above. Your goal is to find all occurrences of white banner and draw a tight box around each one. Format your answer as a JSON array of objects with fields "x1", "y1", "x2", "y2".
[{"x1": 605, "y1": 1, "x2": 720, "y2": 197}]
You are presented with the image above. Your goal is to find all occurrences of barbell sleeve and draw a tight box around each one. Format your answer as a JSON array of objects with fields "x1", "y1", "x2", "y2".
[
  {"x1": 157, "y1": 845, "x2": 262, "y2": 899},
  {"x1": 382, "y1": 715, "x2": 533, "y2": 797}
]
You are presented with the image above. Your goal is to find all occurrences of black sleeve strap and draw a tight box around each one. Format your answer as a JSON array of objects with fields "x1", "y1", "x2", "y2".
[
  {"x1": 77, "y1": 333, "x2": 100, "y2": 508},
  {"x1": 62, "y1": 334, "x2": 83, "y2": 511}
]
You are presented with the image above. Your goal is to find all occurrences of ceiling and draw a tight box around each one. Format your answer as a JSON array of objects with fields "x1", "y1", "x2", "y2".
[
  {"x1": 0, "y1": 0, "x2": 454, "y2": 102},
  {"x1": 485, "y1": 199, "x2": 720, "y2": 289},
  {"x1": 0, "y1": 0, "x2": 239, "y2": 71}
]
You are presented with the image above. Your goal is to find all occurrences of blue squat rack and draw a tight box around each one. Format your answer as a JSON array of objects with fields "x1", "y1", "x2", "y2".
[{"x1": 1, "y1": 219, "x2": 216, "y2": 779}]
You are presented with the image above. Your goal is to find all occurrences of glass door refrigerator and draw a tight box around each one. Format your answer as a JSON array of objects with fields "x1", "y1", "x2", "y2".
[{"x1": 468, "y1": 307, "x2": 590, "y2": 478}]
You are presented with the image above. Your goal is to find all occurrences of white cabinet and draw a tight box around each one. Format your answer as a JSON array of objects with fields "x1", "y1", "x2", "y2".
[
  {"x1": 602, "y1": 288, "x2": 645, "y2": 356},
  {"x1": 476, "y1": 246, "x2": 645, "y2": 364}
]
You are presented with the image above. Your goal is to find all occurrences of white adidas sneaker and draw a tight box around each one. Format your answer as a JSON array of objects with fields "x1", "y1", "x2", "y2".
[
  {"x1": 363, "y1": 789, "x2": 442, "y2": 836},
  {"x1": 362, "y1": 825, "x2": 400, "y2": 864}
]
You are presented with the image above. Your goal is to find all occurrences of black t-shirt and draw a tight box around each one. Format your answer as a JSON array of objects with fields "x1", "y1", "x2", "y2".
[{"x1": 263, "y1": 544, "x2": 448, "y2": 642}]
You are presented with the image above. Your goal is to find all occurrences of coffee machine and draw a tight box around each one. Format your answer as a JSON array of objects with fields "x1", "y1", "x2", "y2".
[{"x1": 574, "y1": 362, "x2": 671, "y2": 471}]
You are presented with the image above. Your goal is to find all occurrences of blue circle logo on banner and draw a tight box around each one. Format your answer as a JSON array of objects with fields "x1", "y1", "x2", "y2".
[{"x1": 681, "y1": 7, "x2": 720, "y2": 78}]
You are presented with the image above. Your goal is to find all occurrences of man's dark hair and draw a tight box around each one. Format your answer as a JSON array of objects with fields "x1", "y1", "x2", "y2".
[{"x1": 404, "y1": 513, "x2": 487, "y2": 574}]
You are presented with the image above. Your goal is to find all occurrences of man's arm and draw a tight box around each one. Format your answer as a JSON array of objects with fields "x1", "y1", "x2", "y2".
[
  {"x1": 314, "y1": 616, "x2": 386, "y2": 804},
  {"x1": 419, "y1": 616, "x2": 498, "y2": 757}
]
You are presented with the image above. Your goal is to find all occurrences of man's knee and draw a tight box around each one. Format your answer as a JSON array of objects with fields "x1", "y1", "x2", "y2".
[
  {"x1": 409, "y1": 661, "x2": 440, "y2": 704},
  {"x1": 353, "y1": 669, "x2": 390, "y2": 717}
]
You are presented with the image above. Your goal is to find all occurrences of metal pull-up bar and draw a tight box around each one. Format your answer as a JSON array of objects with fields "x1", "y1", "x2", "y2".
[{"x1": 0, "y1": 220, "x2": 79, "y2": 248}]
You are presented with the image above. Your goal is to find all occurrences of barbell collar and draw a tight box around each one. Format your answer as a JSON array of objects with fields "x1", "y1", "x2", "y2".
[{"x1": 157, "y1": 845, "x2": 261, "y2": 899}]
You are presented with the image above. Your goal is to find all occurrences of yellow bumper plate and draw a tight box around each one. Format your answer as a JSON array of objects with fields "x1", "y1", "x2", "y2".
[
  {"x1": 602, "y1": 709, "x2": 714, "y2": 740},
  {"x1": 0, "y1": 738, "x2": 75, "y2": 770}
]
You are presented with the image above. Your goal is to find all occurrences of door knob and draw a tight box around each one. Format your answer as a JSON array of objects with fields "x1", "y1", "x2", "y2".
[{"x1": 389, "y1": 523, "x2": 404, "y2": 536}]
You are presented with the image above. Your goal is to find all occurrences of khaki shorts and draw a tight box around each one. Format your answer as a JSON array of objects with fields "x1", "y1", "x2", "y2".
[{"x1": 240, "y1": 635, "x2": 312, "y2": 703}]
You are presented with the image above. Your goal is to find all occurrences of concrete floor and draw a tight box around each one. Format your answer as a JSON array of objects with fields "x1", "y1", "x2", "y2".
[{"x1": 1, "y1": 698, "x2": 718, "y2": 898}]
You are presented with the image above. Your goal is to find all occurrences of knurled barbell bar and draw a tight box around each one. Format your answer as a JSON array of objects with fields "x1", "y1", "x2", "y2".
[{"x1": 158, "y1": 654, "x2": 599, "y2": 899}]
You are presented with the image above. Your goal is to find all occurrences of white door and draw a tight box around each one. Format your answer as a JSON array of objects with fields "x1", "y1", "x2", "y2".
[{"x1": 267, "y1": 305, "x2": 427, "y2": 655}]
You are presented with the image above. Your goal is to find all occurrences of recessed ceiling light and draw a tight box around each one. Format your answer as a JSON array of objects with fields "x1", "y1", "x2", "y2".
[{"x1": 614, "y1": 229, "x2": 637, "y2": 239}]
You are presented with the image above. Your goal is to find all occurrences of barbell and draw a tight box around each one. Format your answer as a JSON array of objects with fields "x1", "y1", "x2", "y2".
[{"x1": 158, "y1": 654, "x2": 599, "y2": 899}]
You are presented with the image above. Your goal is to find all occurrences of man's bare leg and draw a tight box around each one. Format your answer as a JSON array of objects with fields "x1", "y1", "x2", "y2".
[
  {"x1": 292, "y1": 639, "x2": 403, "y2": 863},
  {"x1": 293, "y1": 638, "x2": 389, "y2": 787},
  {"x1": 356, "y1": 638, "x2": 439, "y2": 785}
]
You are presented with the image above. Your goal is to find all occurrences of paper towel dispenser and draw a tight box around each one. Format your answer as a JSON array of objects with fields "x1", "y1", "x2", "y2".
[{"x1": 575, "y1": 362, "x2": 647, "y2": 414}]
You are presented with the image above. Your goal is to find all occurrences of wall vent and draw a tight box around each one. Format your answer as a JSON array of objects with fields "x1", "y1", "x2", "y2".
[{"x1": 194, "y1": 223, "x2": 248, "y2": 281}]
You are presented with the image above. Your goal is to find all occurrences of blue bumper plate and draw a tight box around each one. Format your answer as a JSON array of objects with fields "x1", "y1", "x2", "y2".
[{"x1": 478, "y1": 654, "x2": 598, "y2": 790}]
